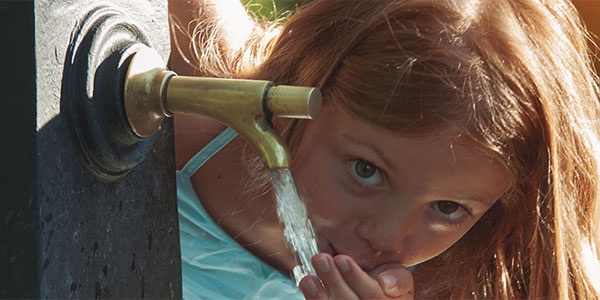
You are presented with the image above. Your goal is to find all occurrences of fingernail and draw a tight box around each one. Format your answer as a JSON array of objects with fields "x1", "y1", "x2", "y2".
[
  {"x1": 315, "y1": 256, "x2": 330, "y2": 272},
  {"x1": 381, "y1": 274, "x2": 397, "y2": 292},
  {"x1": 335, "y1": 256, "x2": 350, "y2": 273},
  {"x1": 304, "y1": 278, "x2": 320, "y2": 297}
]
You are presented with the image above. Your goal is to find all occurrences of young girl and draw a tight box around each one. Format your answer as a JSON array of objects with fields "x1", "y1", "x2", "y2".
[{"x1": 169, "y1": 0, "x2": 600, "y2": 298}]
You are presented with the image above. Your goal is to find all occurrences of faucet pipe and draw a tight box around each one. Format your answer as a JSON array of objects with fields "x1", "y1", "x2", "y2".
[{"x1": 123, "y1": 45, "x2": 322, "y2": 169}]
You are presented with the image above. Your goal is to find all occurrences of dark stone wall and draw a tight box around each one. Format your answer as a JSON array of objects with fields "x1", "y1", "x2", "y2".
[
  {"x1": 0, "y1": 1, "x2": 38, "y2": 298},
  {"x1": 1, "y1": 1, "x2": 180, "y2": 298}
]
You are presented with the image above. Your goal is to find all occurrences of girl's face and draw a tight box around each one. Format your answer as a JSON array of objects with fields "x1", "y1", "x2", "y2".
[{"x1": 291, "y1": 104, "x2": 510, "y2": 270}]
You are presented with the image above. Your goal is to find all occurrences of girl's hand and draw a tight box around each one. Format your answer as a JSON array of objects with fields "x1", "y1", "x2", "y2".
[{"x1": 299, "y1": 253, "x2": 414, "y2": 300}]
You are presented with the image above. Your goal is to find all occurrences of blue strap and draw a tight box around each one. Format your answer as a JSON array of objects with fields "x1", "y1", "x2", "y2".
[{"x1": 180, "y1": 127, "x2": 238, "y2": 178}]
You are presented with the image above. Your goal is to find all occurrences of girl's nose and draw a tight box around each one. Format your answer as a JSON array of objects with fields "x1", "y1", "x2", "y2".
[{"x1": 356, "y1": 204, "x2": 417, "y2": 253}]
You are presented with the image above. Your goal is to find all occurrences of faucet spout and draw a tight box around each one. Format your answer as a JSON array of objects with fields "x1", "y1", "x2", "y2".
[
  {"x1": 166, "y1": 77, "x2": 323, "y2": 169},
  {"x1": 123, "y1": 45, "x2": 322, "y2": 169}
]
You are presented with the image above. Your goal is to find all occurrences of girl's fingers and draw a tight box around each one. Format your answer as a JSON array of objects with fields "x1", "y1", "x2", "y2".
[
  {"x1": 312, "y1": 253, "x2": 358, "y2": 299},
  {"x1": 370, "y1": 263, "x2": 415, "y2": 298},
  {"x1": 305, "y1": 253, "x2": 415, "y2": 300},
  {"x1": 299, "y1": 276, "x2": 327, "y2": 300},
  {"x1": 333, "y1": 255, "x2": 387, "y2": 299}
]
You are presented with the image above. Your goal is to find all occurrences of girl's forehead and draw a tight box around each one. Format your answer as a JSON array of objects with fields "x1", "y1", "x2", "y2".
[
  {"x1": 309, "y1": 103, "x2": 508, "y2": 169},
  {"x1": 318, "y1": 103, "x2": 479, "y2": 151}
]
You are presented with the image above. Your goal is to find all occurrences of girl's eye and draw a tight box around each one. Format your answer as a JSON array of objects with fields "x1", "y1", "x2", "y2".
[
  {"x1": 349, "y1": 159, "x2": 383, "y2": 186},
  {"x1": 432, "y1": 201, "x2": 466, "y2": 221}
]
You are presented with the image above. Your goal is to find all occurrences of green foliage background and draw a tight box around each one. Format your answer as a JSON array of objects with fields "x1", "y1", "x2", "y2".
[{"x1": 241, "y1": 0, "x2": 308, "y2": 20}]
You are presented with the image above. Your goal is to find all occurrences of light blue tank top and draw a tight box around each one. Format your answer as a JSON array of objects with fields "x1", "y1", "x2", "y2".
[{"x1": 177, "y1": 128, "x2": 304, "y2": 299}]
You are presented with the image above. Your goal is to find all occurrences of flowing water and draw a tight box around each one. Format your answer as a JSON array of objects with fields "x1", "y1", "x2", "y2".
[{"x1": 269, "y1": 169, "x2": 319, "y2": 286}]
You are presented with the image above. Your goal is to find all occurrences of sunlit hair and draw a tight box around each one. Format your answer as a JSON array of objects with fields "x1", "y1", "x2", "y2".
[{"x1": 180, "y1": 0, "x2": 600, "y2": 298}]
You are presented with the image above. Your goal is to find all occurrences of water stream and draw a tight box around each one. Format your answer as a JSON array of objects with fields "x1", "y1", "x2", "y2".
[{"x1": 269, "y1": 169, "x2": 319, "y2": 286}]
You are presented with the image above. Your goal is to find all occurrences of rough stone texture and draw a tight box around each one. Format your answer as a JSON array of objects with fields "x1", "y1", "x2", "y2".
[{"x1": 1, "y1": 1, "x2": 181, "y2": 298}]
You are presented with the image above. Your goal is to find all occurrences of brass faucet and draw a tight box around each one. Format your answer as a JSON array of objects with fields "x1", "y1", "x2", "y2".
[{"x1": 123, "y1": 45, "x2": 321, "y2": 169}]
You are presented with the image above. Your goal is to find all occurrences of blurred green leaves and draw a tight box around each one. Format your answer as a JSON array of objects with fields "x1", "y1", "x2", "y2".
[{"x1": 241, "y1": 0, "x2": 308, "y2": 21}]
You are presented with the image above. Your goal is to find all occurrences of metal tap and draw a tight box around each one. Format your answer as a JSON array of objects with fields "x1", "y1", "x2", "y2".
[{"x1": 123, "y1": 45, "x2": 322, "y2": 169}]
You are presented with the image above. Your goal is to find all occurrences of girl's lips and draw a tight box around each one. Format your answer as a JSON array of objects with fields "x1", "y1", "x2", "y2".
[
  {"x1": 323, "y1": 243, "x2": 377, "y2": 272},
  {"x1": 322, "y1": 243, "x2": 380, "y2": 271},
  {"x1": 323, "y1": 243, "x2": 339, "y2": 256}
]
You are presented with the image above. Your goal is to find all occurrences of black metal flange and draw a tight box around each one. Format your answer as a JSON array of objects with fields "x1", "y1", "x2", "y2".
[{"x1": 62, "y1": 5, "x2": 158, "y2": 181}]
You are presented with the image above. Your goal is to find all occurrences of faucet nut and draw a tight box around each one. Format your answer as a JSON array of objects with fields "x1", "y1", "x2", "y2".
[{"x1": 266, "y1": 85, "x2": 322, "y2": 119}]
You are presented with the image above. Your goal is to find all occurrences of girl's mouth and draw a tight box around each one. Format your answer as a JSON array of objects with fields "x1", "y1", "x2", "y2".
[
  {"x1": 324, "y1": 243, "x2": 340, "y2": 257},
  {"x1": 323, "y1": 243, "x2": 378, "y2": 271}
]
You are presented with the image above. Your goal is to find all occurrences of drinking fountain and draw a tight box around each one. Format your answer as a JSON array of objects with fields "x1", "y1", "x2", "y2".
[
  {"x1": 123, "y1": 45, "x2": 322, "y2": 170},
  {"x1": 67, "y1": 40, "x2": 321, "y2": 180},
  {"x1": 2, "y1": 2, "x2": 321, "y2": 297}
]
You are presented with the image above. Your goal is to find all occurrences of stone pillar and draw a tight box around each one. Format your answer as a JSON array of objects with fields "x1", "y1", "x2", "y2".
[{"x1": 0, "y1": 1, "x2": 180, "y2": 298}]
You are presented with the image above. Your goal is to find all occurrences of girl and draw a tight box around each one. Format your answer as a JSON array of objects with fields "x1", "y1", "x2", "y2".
[{"x1": 169, "y1": 0, "x2": 600, "y2": 299}]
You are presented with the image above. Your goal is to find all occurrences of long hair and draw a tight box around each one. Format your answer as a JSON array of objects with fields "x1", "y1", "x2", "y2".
[{"x1": 182, "y1": 0, "x2": 600, "y2": 298}]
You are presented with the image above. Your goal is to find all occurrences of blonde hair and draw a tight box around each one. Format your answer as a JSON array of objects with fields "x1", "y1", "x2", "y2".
[{"x1": 181, "y1": 0, "x2": 600, "y2": 298}]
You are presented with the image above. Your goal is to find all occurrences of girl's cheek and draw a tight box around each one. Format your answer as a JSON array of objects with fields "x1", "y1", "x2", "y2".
[{"x1": 407, "y1": 224, "x2": 474, "y2": 265}]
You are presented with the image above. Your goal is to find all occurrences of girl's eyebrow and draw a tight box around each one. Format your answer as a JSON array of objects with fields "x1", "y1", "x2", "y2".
[{"x1": 340, "y1": 134, "x2": 395, "y2": 171}]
